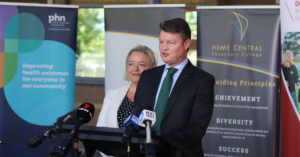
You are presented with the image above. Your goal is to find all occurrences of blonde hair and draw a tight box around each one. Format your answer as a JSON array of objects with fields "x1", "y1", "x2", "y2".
[
  {"x1": 124, "y1": 45, "x2": 157, "y2": 81},
  {"x1": 283, "y1": 50, "x2": 294, "y2": 68}
]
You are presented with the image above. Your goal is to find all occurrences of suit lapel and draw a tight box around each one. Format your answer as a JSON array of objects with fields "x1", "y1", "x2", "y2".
[
  {"x1": 150, "y1": 65, "x2": 165, "y2": 109},
  {"x1": 162, "y1": 61, "x2": 194, "y2": 121}
]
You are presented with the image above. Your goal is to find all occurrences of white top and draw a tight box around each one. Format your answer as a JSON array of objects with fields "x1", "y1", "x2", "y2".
[{"x1": 96, "y1": 84, "x2": 131, "y2": 128}]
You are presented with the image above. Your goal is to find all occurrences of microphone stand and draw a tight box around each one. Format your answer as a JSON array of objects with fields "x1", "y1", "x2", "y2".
[
  {"x1": 48, "y1": 133, "x2": 81, "y2": 157},
  {"x1": 145, "y1": 121, "x2": 156, "y2": 157},
  {"x1": 146, "y1": 121, "x2": 151, "y2": 143},
  {"x1": 74, "y1": 133, "x2": 81, "y2": 157},
  {"x1": 127, "y1": 137, "x2": 131, "y2": 157}
]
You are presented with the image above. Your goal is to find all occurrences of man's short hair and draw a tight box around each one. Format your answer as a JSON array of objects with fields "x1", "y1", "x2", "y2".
[{"x1": 159, "y1": 18, "x2": 191, "y2": 42}]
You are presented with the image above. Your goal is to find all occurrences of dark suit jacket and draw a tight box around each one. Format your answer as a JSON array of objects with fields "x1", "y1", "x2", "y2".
[{"x1": 134, "y1": 60, "x2": 215, "y2": 157}]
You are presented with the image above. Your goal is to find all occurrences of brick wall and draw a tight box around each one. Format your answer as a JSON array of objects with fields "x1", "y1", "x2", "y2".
[{"x1": 75, "y1": 83, "x2": 105, "y2": 126}]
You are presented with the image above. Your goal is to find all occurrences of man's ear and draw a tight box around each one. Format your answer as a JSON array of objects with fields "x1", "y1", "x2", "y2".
[{"x1": 184, "y1": 38, "x2": 192, "y2": 50}]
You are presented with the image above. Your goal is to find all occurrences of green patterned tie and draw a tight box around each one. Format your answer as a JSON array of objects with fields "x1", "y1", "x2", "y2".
[{"x1": 152, "y1": 68, "x2": 178, "y2": 131}]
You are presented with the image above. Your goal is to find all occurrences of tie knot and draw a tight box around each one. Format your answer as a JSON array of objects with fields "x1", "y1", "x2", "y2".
[{"x1": 167, "y1": 68, "x2": 178, "y2": 76}]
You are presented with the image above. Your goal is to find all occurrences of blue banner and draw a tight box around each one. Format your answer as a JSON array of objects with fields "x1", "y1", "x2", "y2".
[{"x1": 0, "y1": 3, "x2": 78, "y2": 156}]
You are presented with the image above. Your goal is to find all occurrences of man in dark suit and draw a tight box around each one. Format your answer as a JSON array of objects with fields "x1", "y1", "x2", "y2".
[{"x1": 134, "y1": 18, "x2": 215, "y2": 157}]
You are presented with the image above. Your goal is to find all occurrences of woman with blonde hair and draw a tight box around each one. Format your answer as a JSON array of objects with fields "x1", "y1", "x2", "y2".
[
  {"x1": 96, "y1": 45, "x2": 157, "y2": 128},
  {"x1": 282, "y1": 50, "x2": 300, "y2": 110}
]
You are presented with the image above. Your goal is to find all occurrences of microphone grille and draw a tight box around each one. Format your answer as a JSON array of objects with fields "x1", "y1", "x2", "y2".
[
  {"x1": 132, "y1": 106, "x2": 143, "y2": 115},
  {"x1": 77, "y1": 103, "x2": 95, "y2": 123},
  {"x1": 143, "y1": 104, "x2": 152, "y2": 111}
]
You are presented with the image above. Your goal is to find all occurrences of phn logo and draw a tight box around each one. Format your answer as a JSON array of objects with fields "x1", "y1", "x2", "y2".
[
  {"x1": 48, "y1": 13, "x2": 66, "y2": 23},
  {"x1": 228, "y1": 11, "x2": 248, "y2": 41}
]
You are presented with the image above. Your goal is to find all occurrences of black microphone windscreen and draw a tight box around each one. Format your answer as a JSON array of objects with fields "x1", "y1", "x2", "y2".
[
  {"x1": 132, "y1": 106, "x2": 143, "y2": 115},
  {"x1": 77, "y1": 103, "x2": 95, "y2": 124},
  {"x1": 143, "y1": 104, "x2": 152, "y2": 111},
  {"x1": 54, "y1": 109, "x2": 78, "y2": 133}
]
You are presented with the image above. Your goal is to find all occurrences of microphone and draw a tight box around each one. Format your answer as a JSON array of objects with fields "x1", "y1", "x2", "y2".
[
  {"x1": 122, "y1": 106, "x2": 143, "y2": 143},
  {"x1": 54, "y1": 109, "x2": 78, "y2": 134},
  {"x1": 139, "y1": 105, "x2": 157, "y2": 157},
  {"x1": 27, "y1": 103, "x2": 95, "y2": 148},
  {"x1": 138, "y1": 105, "x2": 156, "y2": 143},
  {"x1": 68, "y1": 103, "x2": 95, "y2": 139},
  {"x1": 28, "y1": 109, "x2": 78, "y2": 149},
  {"x1": 27, "y1": 134, "x2": 46, "y2": 149}
]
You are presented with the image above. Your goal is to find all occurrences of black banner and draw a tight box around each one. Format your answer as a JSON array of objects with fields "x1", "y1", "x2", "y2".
[{"x1": 197, "y1": 7, "x2": 280, "y2": 157}]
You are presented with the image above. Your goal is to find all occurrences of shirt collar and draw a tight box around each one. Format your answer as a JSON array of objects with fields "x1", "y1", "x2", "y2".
[{"x1": 164, "y1": 58, "x2": 189, "y2": 72}]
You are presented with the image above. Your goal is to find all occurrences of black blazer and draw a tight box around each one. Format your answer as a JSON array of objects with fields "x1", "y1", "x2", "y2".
[{"x1": 134, "y1": 60, "x2": 215, "y2": 157}]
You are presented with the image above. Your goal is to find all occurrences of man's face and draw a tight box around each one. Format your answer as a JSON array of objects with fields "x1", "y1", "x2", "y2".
[{"x1": 159, "y1": 30, "x2": 191, "y2": 67}]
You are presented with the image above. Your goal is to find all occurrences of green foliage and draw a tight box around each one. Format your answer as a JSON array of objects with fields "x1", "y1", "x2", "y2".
[
  {"x1": 283, "y1": 32, "x2": 300, "y2": 55},
  {"x1": 186, "y1": 11, "x2": 197, "y2": 26},
  {"x1": 77, "y1": 8, "x2": 105, "y2": 56},
  {"x1": 185, "y1": 11, "x2": 197, "y2": 40}
]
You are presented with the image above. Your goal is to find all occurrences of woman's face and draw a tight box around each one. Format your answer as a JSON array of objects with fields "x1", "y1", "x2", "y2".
[
  {"x1": 127, "y1": 51, "x2": 152, "y2": 84},
  {"x1": 290, "y1": 53, "x2": 294, "y2": 62}
]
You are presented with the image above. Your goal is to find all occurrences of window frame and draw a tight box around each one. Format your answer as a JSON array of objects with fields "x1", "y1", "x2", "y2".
[
  {"x1": 73, "y1": 5, "x2": 197, "y2": 85},
  {"x1": 75, "y1": 4, "x2": 105, "y2": 84}
]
